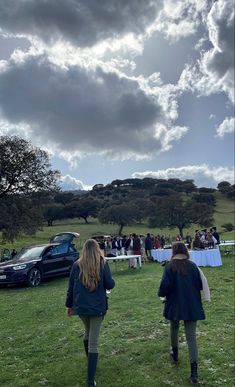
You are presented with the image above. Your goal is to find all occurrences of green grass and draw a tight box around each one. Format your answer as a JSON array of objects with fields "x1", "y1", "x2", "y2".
[
  {"x1": 0, "y1": 254, "x2": 234, "y2": 387},
  {"x1": 213, "y1": 192, "x2": 235, "y2": 237}
]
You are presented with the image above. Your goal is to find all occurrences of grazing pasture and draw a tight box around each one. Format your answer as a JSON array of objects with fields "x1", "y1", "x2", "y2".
[{"x1": 0, "y1": 253, "x2": 234, "y2": 387}]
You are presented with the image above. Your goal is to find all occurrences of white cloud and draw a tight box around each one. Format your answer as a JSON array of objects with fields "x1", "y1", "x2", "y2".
[
  {"x1": 0, "y1": 119, "x2": 31, "y2": 137},
  {"x1": 153, "y1": 0, "x2": 208, "y2": 41},
  {"x1": 60, "y1": 174, "x2": 92, "y2": 191},
  {"x1": 132, "y1": 164, "x2": 235, "y2": 186},
  {"x1": 215, "y1": 117, "x2": 235, "y2": 138},
  {"x1": 178, "y1": 0, "x2": 235, "y2": 103},
  {"x1": 153, "y1": 124, "x2": 188, "y2": 152}
]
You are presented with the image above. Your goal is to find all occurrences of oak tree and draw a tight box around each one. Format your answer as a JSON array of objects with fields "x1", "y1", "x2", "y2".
[{"x1": 0, "y1": 135, "x2": 60, "y2": 240}]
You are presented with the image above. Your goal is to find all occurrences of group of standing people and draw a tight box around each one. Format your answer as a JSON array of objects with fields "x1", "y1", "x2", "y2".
[
  {"x1": 192, "y1": 227, "x2": 220, "y2": 250},
  {"x1": 100, "y1": 233, "x2": 178, "y2": 264},
  {"x1": 103, "y1": 234, "x2": 143, "y2": 257},
  {"x1": 99, "y1": 234, "x2": 144, "y2": 268},
  {"x1": 66, "y1": 239, "x2": 208, "y2": 386}
]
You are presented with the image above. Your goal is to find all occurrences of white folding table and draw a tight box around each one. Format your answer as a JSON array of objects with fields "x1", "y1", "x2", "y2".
[
  {"x1": 106, "y1": 254, "x2": 142, "y2": 269},
  {"x1": 219, "y1": 241, "x2": 235, "y2": 255}
]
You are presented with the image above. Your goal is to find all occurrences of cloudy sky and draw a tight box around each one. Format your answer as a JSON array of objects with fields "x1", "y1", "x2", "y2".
[{"x1": 0, "y1": 0, "x2": 234, "y2": 190}]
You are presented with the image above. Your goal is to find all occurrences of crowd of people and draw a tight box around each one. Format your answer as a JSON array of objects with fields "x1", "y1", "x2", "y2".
[
  {"x1": 66, "y1": 239, "x2": 209, "y2": 386},
  {"x1": 94, "y1": 226, "x2": 220, "y2": 264}
]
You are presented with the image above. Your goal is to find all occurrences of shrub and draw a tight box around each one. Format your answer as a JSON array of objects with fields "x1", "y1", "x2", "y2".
[{"x1": 221, "y1": 223, "x2": 234, "y2": 232}]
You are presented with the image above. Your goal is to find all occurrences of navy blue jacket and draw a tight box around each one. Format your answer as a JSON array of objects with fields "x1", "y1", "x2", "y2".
[
  {"x1": 145, "y1": 236, "x2": 153, "y2": 250},
  {"x1": 66, "y1": 260, "x2": 115, "y2": 316},
  {"x1": 158, "y1": 260, "x2": 205, "y2": 321}
]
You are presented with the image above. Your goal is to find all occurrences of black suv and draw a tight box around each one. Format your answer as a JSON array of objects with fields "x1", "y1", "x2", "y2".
[{"x1": 0, "y1": 232, "x2": 80, "y2": 287}]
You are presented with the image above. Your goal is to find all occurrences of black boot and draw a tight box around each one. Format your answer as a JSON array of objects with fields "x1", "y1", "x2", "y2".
[
  {"x1": 83, "y1": 339, "x2": 89, "y2": 357},
  {"x1": 190, "y1": 362, "x2": 198, "y2": 385},
  {"x1": 170, "y1": 347, "x2": 178, "y2": 365},
  {"x1": 88, "y1": 352, "x2": 98, "y2": 387}
]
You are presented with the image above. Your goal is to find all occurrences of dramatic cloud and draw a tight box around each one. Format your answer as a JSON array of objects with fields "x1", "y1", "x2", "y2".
[
  {"x1": 153, "y1": 0, "x2": 209, "y2": 41},
  {"x1": 215, "y1": 117, "x2": 235, "y2": 138},
  {"x1": 179, "y1": 0, "x2": 235, "y2": 103},
  {"x1": 0, "y1": 0, "x2": 162, "y2": 47},
  {"x1": 0, "y1": 0, "x2": 233, "y2": 188},
  {"x1": 0, "y1": 54, "x2": 188, "y2": 160},
  {"x1": 133, "y1": 165, "x2": 235, "y2": 186},
  {"x1": 60, "y1": 174, "x2": 88, "y2": 191}
]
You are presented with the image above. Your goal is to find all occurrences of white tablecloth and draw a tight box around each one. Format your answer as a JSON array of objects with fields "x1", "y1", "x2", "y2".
[
  {"x1": 151, "y1": 249, "x2": 171, "y2": 262},
  {"x1": 151, "y1": 249, "x2": 222, "y2": 267}
]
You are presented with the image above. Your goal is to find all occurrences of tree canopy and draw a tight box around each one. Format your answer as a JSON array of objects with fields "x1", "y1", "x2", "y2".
[
  {"x1": 98, "y1": 203, "x2": 140, "y2": 235},
  {"x1": 147, "y1": 195, "x2": 214, "y2": 237},
  {"x1": 0, "y1": 136, "x2": 60, "y2": 199},
  {"x1": 0, "y1": 135, "x2": 60, "y2": 241}
]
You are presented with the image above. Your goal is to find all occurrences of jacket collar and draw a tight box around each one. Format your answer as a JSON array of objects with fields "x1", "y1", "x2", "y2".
[{"x1": 172, "y1": 254, "x2": 188, "y2": 260}]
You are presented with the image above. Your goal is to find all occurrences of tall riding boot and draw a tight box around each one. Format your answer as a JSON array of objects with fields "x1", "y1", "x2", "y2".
[
  {"x1": 190, "y1": 362, "x2": 198, "y2": 385},
  {"x1": 170, "y1": 347, "x2": 178, "y2": 365},
  {"x1": 87, "y1": 352, "x2": 98, "y2": 387},
  {"x1": 83, "y1": 340, "x2": 89, "y2": 357}
]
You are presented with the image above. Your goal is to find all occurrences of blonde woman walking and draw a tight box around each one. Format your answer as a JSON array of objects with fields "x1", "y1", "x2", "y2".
[{"x1": 66, "y1": 239, "x2": 115, "y2": 387}]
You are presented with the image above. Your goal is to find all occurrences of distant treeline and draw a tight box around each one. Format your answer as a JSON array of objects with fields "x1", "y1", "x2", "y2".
[
  {"x1": 1, "y1": 135, "x2": 233, "y2": 242},
  {"x1": 42, "y1": 178, "x2": 234, "y2": 236}
]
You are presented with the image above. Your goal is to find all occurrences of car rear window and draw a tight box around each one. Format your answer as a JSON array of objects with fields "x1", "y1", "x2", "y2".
[{"x1": 51, "y1": 243, "x2": 69, "y2": 255}]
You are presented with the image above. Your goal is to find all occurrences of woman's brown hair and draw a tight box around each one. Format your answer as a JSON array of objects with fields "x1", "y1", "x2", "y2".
[
  {"x1": 169, "y1": 242, "x2": 189, "y2": 274},
  {"x1": 78, "y1": 239, "x2": 105, "y2": 291}
]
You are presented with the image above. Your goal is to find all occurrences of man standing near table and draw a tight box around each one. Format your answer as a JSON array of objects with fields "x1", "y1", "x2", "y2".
[
  {"x1": 145, "y1": 233, "x2": 153, "y2": 261},
  {"x1": 186, "y1": 233, "x2": 192, "y2": 249},
  {"x1": 211, "y1": 227, "x2": 220, "y2": 248},
  {"x1": 131, "y1": 233, "x2": 141, "y2": 269}
]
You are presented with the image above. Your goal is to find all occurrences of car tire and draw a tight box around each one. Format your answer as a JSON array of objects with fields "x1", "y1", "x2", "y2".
[{"x1": 27, "y1": 267, "x2": 42, "y2": 287}]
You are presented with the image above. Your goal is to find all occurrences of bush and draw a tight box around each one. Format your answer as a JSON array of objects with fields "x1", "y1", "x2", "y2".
[{"x1": 221, "y1": 223, "x2": 234, "y2": 232}]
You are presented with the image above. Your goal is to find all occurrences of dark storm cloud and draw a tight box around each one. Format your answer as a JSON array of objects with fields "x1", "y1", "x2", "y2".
[
  {"x1": 0, "y1": 56, "x2": 164, "y2": 156},
  {"x1": 0, "y1": 0, "x2": 162, "y2": 46},
  {"x1": 207, "y1": 0, "x2": 234, "y2": 76}
]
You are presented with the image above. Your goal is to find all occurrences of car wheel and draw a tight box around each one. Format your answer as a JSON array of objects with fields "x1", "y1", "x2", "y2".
[{"x1": 27, "y1": 267, "x2": 42, "y2": 287}]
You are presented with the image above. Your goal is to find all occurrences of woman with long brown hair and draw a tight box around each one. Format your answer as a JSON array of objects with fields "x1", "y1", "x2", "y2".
[
  {"x1": 158, "y1": 242, "x2": 205, "y2": 385},
  {"x1": 66, "y1": 239, "x2": 115, "y2": 387}
]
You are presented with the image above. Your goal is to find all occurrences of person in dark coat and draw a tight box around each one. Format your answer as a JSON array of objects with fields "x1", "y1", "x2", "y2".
[
  {"x1": 145, "y1": 233, "x2": 153, "y2": 261},
  {"x1": 211, "y1": 227, "x2": 220, "y2": 247},
  {"x1": 158, "y1": 242, "x2": 205, "y2": 385},
  {"x1": 66, "y1": 239, "x2": 115, "y2": 387},
  {"x1": 10, "y1": 249, "x2": 17, "y2": 259},
  {"x1": 124, "y1": 235, "x2": 132, "y2": 253}
]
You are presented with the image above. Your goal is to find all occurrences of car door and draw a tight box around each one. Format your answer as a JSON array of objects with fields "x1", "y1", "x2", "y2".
[
  {"x1": 66, "y1": 244, "x2": 79, "y2": 270},
  {"x1": 42, "y1": 244, "x2": 69, "y2": 277}
]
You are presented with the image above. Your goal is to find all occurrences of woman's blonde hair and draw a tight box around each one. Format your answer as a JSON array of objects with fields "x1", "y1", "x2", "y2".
[{"x1": 78, "y1": 239, "x2": 105, "y2": 291}]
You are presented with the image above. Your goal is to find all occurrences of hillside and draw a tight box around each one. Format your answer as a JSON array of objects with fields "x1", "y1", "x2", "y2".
[
  {"x1": 1, "y1": 191, "x2": 234, "y2": 254},
  {"x1": 213, "y1": 191, "x2": 235, "y2": 229}
]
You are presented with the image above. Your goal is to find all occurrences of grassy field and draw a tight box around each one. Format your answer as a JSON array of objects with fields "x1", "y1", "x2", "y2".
[
  {"x1": 213, "y1": 192, "x2": 235, "y2": 232},
  {"x1": 0, "y1": 193, "x2": 234, "y2": 386},
  {"x1": 0, "y1": 253, "x2": 234, "y2": 387}
]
